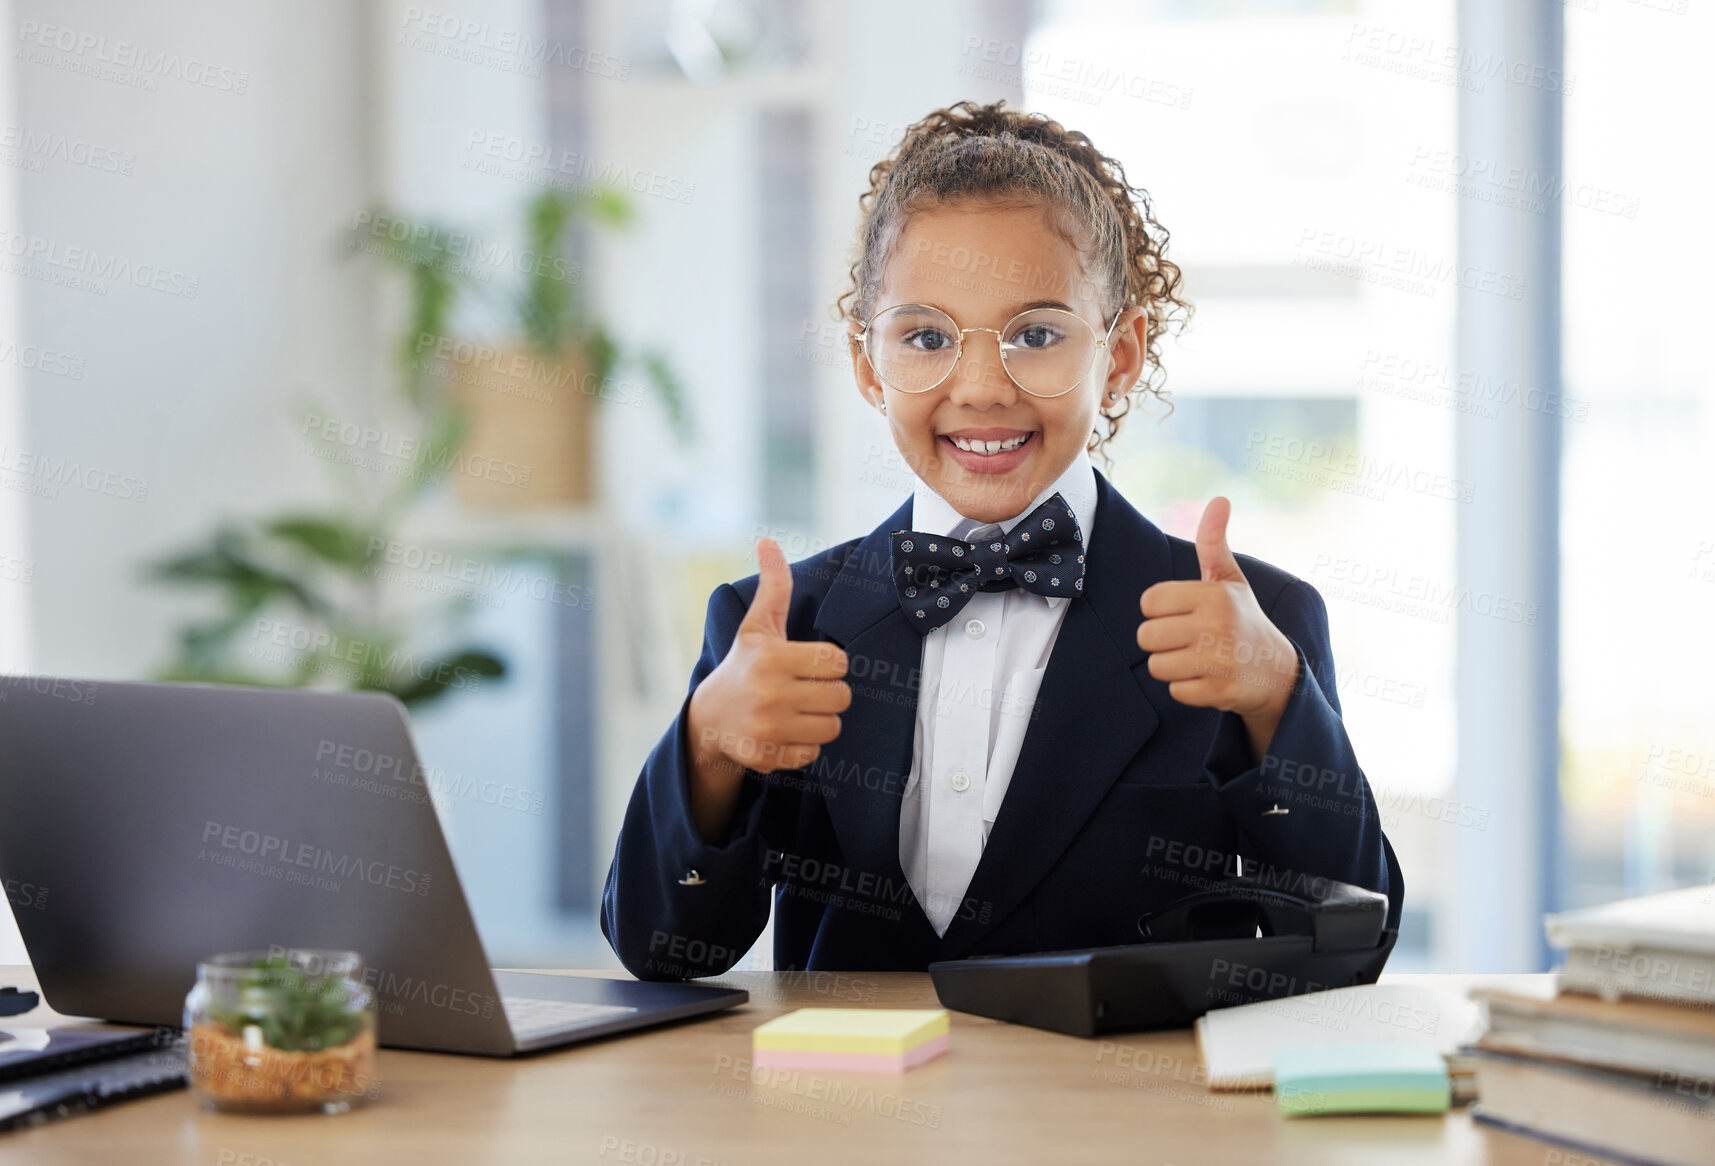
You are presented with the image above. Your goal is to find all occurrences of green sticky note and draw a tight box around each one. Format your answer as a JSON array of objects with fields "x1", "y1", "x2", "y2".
[{"x1": 1273, "y1": 1043, "x2": 1451, "y2": 1117}]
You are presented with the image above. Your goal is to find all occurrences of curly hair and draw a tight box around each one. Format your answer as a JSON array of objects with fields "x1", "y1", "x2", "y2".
[{"x1": 837, "y1": 100, "x2": 1190, "y2": 461}]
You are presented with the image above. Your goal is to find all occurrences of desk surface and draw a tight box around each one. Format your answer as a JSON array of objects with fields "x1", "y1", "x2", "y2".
[{"x1": 0, "y1": 966, "x2": 1604, "y2": 1166}]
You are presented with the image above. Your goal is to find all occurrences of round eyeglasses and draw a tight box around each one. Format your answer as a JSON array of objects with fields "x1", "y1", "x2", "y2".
[{"x1": 854, "y1": 303, "x2": 1122, "y2": 398}]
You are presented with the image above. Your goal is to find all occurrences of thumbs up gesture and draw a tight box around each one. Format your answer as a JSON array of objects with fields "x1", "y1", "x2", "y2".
[
  {"x1": 1137, "y1": 498, "x2": 1299, "y2": 755},
  {"x1": 685, "y1": 538, "x2": 851, "y2": 839}
]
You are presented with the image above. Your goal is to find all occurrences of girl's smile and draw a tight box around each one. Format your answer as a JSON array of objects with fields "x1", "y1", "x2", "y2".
[{"x1": 939, "y1": 427, "x2": 1037, "y2": 473}]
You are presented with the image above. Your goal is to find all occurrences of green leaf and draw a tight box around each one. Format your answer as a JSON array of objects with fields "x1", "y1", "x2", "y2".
[
  {"x1": 520, "y1": 191, "x2": 579, "y2": 354},
  {"x1": 266, "y1": 516, "x2": 378, "y2": 569},
  {"x1": 581, "y1": 326, "x2": 617, "y2": 383},
  {"x1": 587, "y1": 186, "x2": 634, "y2": 229},
  {"x1": 149, "y1": 529, "x2": 333, "y2": 619},
  {"x1": 525, "y1": 190, "x2": 572, "y2": 257},
  {"x1": 208, "y1": 956, "x2": 365, "y2": 1051},
  {"x1": 379, "y1": 648, "x2": 506, "y2": 708},
  {"x1": 402, "y1": 263, "x2": 459, "y2": 402},
  {"x1": 637, "y1": 347, "x2": 691, "y2": 442}
]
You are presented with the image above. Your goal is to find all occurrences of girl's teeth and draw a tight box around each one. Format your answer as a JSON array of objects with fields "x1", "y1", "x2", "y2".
[{"x1": 951, "y1": 434, "x2": 1029, "y2": 454}]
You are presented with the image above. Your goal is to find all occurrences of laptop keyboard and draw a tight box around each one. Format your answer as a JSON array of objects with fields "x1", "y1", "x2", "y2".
[{"x1": 500, "y1": 996, "x2": 639, "y2": 1038}]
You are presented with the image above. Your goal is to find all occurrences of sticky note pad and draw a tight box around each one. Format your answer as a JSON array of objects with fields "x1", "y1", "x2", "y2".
[
  {"x1": 752, "y1": 1009, "x2": 949, "y2": 1073},
  {"x1": 1273, "y1": 1044, "x2": 1451, "y2": 1117}
]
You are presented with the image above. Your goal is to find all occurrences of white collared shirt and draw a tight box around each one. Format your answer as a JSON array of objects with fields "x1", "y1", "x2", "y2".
[{"x1": 898, "y1": 452, "x2": 1098, "y2": 936}]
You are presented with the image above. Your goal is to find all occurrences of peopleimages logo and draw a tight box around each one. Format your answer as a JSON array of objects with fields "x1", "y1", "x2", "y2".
[
  {"x1": 0, "y1": 230, "x2": 199, "y2": 298},
  {"x1": 0, "y1": 124, "x2": 135, "y2": 174},
  {"x1": 15, "y1": 20, "x2": 252, "y2": 94},
  {"x1": 0, "y1": 674, "x2": 97, "y2": 704},
  {"x1": 298, "y1": 412, "x2": 532, "y2": 489},
  {"x1": 313, "y1": 738, "x2": 547, "y2": 816},
  {"x1": 265, "y1": 946, "x2": 498, "y2": 1020},
  {"x1": 200, "y1": 820, "x2": 433, "y2": 896},
  {"x1": 349, "y1": 212, "x2": 577, "y2": 282}
]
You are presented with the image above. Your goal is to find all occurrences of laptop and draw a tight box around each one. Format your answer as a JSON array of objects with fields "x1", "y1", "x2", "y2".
[{"x1": 0, "y1": 677, "x2": 746, "y2": 1056}]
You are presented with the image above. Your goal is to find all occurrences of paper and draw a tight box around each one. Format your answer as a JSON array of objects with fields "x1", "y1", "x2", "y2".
[
  {"x1": 1194, "y1": 983, "x2": 1482, "y2": 1090},
  {"x1": 1546, "y1": 885, "x2": 1715, "y2": 955}
]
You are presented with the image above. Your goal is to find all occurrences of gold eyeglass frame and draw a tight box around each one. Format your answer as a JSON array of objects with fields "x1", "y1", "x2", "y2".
[{"x1": 853, "y1": 303, "x2": 1125, "y2": 399}]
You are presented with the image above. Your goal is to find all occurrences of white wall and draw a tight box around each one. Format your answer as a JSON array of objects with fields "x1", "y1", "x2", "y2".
[
  {"x1": 0, "y1": 0, "x2": 387, "y2": 968},
  {"x1": 0, "y1": 0, "x2": 29, "y2": 966},
  {"x1": 16, "y1": 0, "x2": 380, "y2": 680},
  {"x1": 0, "y1": 0, "x2": 27, "y2": 676}
]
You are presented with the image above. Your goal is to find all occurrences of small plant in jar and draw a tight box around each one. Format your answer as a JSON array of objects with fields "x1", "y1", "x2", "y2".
[{"x1": 185, "y1": 949, "x2": 378, "y2": 1113}]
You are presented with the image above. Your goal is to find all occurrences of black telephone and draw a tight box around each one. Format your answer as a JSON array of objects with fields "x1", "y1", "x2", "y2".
[{"x1": 927, "y1": 876, "x2": 1396, "y2": 1037}]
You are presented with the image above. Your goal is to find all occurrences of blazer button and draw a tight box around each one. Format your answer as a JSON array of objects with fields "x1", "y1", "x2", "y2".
[{"x1": 678, "y1": 869, "x2": 707, "y2": 885}]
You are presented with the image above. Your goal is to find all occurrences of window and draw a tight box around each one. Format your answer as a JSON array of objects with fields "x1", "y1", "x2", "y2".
[
  {"x1": 1029, "y1": 3, "x2": 1462, "y2": 965},
  {"x1": 1560, "y1": 2, "x2": 1715, "y2": 909}
]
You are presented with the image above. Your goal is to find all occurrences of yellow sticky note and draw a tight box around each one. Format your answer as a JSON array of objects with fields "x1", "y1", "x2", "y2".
[{"x1": 752, "y1": 1009, "x2": 949, "y2": 1055}]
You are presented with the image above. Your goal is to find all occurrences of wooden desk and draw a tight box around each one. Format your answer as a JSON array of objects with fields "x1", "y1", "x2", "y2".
[{"x1": 0, "y1": 967, "x2": 1605, "y2": 1166}]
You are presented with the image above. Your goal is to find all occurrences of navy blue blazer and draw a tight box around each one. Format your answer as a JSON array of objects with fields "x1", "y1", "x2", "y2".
[{"x1": 601, "y1": 471, "x2": 1402, "y2": 978}]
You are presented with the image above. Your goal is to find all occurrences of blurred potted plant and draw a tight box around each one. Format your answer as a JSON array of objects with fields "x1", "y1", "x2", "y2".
[
  {"x1": 429, "y1": 187, "x2": 690, "y2": 508},
  {"x1": 145, "y1": 187, "x2": 682, "y2": 706},
  {"x1": 185, "y1": 949, "x2": 378, "y2": 1114},
  {"x1": 145, "y1": 188, "x2": 688, "y2": 707},
  {"x1": 144, "y1": 218, "x2": 503, "y2": 706}
]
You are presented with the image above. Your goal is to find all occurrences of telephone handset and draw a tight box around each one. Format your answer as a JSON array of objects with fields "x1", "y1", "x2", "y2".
[
  {"x1": 928, "y1": 877, "x2": 1396, "y2": 1038},
  {"x1": 1135, "y1": 876, "x2": 1389, "y2": 950}
]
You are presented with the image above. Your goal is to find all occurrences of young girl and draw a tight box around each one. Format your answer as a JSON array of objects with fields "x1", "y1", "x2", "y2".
[{"x1": 602, "y1": 101, "x2": 1401, "y2": 978}]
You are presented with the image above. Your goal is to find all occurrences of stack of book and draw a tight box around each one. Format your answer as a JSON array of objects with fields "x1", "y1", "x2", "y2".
[{"x1": 1468, "y1": 885, "x2": 1715, "y2": 1166}]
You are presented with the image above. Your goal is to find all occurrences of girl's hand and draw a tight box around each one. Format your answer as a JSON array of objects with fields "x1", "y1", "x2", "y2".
[
  {"x1": 1136, "y1": 498, "x2": 1300, "y2": 758},
  {"x1": 685, "y1": 538, "x2": 851, "y2": 841}
]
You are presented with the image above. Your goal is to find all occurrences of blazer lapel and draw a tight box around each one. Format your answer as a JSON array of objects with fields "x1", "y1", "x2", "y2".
[
  {"x1": 811, "y1": 498, "x2": 920, "y2": 897},
  {"x1": 937, "y1": 471, "x2": 1169, "y2": 958}
]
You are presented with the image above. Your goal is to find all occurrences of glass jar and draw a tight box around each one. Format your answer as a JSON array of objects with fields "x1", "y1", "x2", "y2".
[{"x1": 184, "y1": 948, "x2": 379, "y2": 1113}]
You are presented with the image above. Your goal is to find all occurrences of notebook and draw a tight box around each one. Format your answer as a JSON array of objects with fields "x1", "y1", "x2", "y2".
[
  {"x1": 0, "y1": 1025, "x2": 168, "y2": 1080},
  {"x1": 1470, "y1": 1048, "x2": 1715, "y2": 1166},
  {"x1": 1546, "y1": 886, "x2": 1715, "y2": 1006},
  {"x1": 0, "y1": 1025, "x2": 185, "y2": 1130},
  {"x1": 1473, "y1": 985, "x2": 1715, "y2": 1080},
  {"x1": 1194, "y1": 983, "x2": 1482, "y2": 1091}
]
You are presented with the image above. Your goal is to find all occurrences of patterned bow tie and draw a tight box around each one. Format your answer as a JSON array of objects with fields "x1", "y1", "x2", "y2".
[{"x1": 890, "y1": 493, "x2": 1086, "y2": 634}]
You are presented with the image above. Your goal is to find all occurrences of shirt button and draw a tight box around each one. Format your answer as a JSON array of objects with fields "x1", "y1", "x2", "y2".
[
  {"x1": 964, "y1": 618, "x2": 986, "y2": 639},
  {"x1": 949, "y1": 770, "x2": 971, "y2": 792}
]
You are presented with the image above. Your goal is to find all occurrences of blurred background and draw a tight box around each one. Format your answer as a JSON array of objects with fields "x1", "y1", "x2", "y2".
[{"x1": 0, "y1": 0, "x2": 1708, "y2": 974}]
